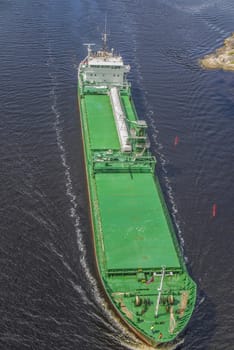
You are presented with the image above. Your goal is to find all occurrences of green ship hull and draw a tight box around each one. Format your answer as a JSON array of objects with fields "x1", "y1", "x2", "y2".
[{"x1": 78, "y1": 41, "x2": 196, "y2": 346}]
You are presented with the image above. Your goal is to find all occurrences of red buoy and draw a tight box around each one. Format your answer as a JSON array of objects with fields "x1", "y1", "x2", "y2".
[
  {"x1": 212, "y1": 204, "x2": 217, "y2": 217},
  {"x1": 174, "y1": 135, "x2": 179, "y2": 146}
]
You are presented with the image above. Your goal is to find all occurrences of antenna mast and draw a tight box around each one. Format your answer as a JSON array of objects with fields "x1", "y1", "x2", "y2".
[{"x1": 102, "y1": 14, "x2": 108, "y2": 51}]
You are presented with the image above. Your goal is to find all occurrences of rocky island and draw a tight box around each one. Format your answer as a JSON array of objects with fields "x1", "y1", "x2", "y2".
[{"x1": 200, "y1": 33, "x2": 234, "y2": 71}]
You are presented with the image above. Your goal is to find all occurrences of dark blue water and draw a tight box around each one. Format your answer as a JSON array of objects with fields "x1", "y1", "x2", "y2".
[{"x1": 0, "y1": 0, "x2": 233, "y2": 349}]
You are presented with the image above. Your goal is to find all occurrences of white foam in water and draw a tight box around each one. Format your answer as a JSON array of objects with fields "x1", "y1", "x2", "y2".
[
  {"x1": 146, "y1": 111, "x2": 185, "y2": 253},
  {"x1": 47, "y1": 48, "x2": 141, "y2": 347},
  {"x1": 197, "y1": 296, "x2": 206, "y2": 307},
  {"x1": 47, "y1": 50, "x2": 97, "y2": 289}
]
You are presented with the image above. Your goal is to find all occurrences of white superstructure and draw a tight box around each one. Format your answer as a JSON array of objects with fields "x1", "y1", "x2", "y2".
[
  {"x1": 79, "y1": 43, "x2": 130, "y2": 86},
  {"x1": 79, "y1": 35, "x2": 132, "y2": 152}
]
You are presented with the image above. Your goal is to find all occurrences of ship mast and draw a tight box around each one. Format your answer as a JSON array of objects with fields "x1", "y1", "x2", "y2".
[
  {"x1": 102, "y1": 14, "x2": 108, "y2": 51},
  {"x1": 155, "y1": 266, "x2": 166, "y2": 318}
]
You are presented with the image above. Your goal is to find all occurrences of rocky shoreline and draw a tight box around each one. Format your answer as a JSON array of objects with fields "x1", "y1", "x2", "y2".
[{"x1": 200, "y1": 33, "x2": 234, "y2": 71}]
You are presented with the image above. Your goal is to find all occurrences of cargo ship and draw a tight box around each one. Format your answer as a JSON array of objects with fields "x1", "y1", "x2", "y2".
[{"x1": 77, "y1": 32, "x2": 196, "y2": 346}]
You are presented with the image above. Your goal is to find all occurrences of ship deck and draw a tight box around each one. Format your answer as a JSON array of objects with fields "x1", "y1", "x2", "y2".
[
  {"x1": 81, "y1": 90, "x2": 181, "y2": 272},
  {"x1": 84, "y1": 94, "x2": 120, "y2": 150},
  {"x1": 95, "y1": 172, "x2": 180, "y2": 271}
]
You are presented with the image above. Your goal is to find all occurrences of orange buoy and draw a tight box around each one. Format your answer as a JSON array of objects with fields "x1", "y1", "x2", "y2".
[
  {"x1": 174, "y1": 135, "x2": 179, "y2": 146},
  {"x1": 212, "y1": 203, "x2": 217, "y2": 217}
]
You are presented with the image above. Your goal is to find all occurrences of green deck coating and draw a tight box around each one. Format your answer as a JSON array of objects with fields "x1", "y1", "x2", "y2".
[
  {"x1": 121, "y1": 95, "x2": 137, "y2": 122},
  {"x1": 84, "y1": 94, "x2": 120, "y2": 150},
  {"x1": 95, "y1": 172, "x2": 180, "y2": 271},
  {"x1": 78, "y1": 79, "x2": 196, "y2": 343}
]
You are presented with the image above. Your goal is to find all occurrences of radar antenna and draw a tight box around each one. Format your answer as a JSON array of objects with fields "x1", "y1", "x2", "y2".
[{"x1": 83, "y1": 43, "x2": 95, "y2": 58}]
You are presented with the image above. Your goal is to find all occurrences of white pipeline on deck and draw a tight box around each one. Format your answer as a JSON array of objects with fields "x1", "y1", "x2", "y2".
[{"x1": 109, "y1": 87, "x2": 131, "y2": 152}]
